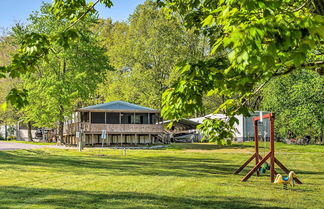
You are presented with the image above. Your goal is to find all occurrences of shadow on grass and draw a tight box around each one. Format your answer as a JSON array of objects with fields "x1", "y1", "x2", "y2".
[
  {"x1": 0, "y1": 151, "x2": 238, "y2": 177},
  {"x1": 168, "y1": 143, "x2": 254, "y2": 150},
  {"x1": 0, "y1": 186, "x2": 288, "y2": 209}
]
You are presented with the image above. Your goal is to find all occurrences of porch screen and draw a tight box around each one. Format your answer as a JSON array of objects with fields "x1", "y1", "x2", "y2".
[
  {"x1": 135, "y1": 113, "x2": 149, "y2": 124},
  {"x1": 91, "y1": 112, "x2": 105, "y2": 124},
  {"x1": 106, "y1": 113, "x2": 120, "y2": 124},
  {"x1": 121, "y1": 113, "x2": 133, "y2": 124}
]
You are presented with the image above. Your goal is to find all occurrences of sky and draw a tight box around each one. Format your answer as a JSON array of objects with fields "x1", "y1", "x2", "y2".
[{"x1": 0, "y1": 0, "x2": 145, "y2": 29}]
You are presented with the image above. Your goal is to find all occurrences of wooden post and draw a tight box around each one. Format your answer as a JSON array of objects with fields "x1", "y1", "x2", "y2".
[
  {"x1": 254, "y1": 120, "x2": 260, "y2": 177},
  {"x1": 242, "y1": 152, "x2": 271, "y2": 182},
  {"x1": 119, "y1": 113, "x2": 121, "y2": 124},
  {"x1": 121, "y1": 134, "x2": 123, "y2": 146},
  {"x1": 148, "y1": 113, "x2": 150, "y2": 124},
  {"x1": 234, "y1": 153, "x2": 256, "y2": 174},
  {"x1": 270, "y1": 115, "x2": 275, "y2": 182},
  {"x1": 149, "y1": 134, "x2": 152, "y2": 144}
]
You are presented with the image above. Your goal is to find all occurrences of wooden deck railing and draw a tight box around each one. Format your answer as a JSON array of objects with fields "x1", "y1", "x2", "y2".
[{"x1": 64, "y1": 122, "x2": 163, "y2": 135}]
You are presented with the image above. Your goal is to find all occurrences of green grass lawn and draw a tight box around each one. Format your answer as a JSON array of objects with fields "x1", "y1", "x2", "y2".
[{"x1": 0, "y1": 143, "x2": 323, "y2": 209}]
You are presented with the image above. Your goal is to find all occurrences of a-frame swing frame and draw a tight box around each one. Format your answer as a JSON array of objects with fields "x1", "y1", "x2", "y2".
[{"x1": 234, "y1": 113, "x2": 302, "y2": 184}]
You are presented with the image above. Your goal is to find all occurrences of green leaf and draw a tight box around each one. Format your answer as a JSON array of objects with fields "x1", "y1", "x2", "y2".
[{"x1": 202, "y1": 15, "x2": 215, "y2": 27}]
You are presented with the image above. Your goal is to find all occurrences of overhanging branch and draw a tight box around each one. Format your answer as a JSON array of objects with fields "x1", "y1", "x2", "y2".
[
  {"x1": 274, "y1": 60, "x2": 324, "y2": 76},
  {"x1": 64, "y1": 0, "x2": 100, "y2": 32}
]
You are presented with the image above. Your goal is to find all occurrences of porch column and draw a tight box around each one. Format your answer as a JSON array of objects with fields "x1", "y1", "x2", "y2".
[
  {"x1": 149, "y1": 134, "x2": 152, "y2": 144},
  {"x1": 121, "y1": 134, "x2": 123, "y2": 146}
]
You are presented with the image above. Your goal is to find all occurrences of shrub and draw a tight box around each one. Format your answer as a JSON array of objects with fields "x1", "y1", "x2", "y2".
[{"x1": 7, "y1": 136, "x2": 16, "y2": 140}]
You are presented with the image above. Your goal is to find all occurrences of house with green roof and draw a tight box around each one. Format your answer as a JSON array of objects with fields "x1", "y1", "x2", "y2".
[{"x1": 63, "y1": 101, "x2": 165, "y2": 145}]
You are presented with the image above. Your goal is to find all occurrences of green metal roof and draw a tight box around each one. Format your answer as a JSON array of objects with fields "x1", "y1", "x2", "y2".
[{"x1": 80, "y1": 101, "x2": 158, "y2": 112}]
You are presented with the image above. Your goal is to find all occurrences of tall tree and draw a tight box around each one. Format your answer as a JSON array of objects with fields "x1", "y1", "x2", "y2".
[
  {"x1": 16, "y1": 4, "x2": 110, "y2": 142},
  {"x1": 0, "y1": 31, "x2": 21, "y2": 135},
  {"x1": 262, "y1": 69, "x2": 323, "y2": 142},
  {"x1": 96, "y1": 0, "x2": 205, "y2": 109},
  {"x1": 1, "y1": 0, "x2": 114, "y2": 109}
]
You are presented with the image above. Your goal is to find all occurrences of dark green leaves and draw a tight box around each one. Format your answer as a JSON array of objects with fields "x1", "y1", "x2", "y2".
[
  {"x1": 51, "y1": 29, "x2": 80, "y2": 49},
  {"x1": 50, "y1": 0, "x2": 113, "y2": 22},
  {"x1": 0, "y1": 66, "x2": 6, "y2": 78},
  {"x1": 5, "y1": 32, "x2": 50, "y2": 78},
  {"x1": 99, "y1": 0, "x2": 113, "y2": 8},
  {"x1": 50, "y1": 0, "x2": 87, "y2": 20},
  {"x1": 197, "y1": 118, "x2": 236, "y2": 143},
  {"x1": 162, "y1": 57, "x2": 229, "y2": 120},
  {"x1": 6, "y1": 88, "x2": 28, "y2": 109}
]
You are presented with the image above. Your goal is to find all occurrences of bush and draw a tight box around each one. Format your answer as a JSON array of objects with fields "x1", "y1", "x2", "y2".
[{"x1": 7, "y1": 136, "x2": 16, "y2": 140}]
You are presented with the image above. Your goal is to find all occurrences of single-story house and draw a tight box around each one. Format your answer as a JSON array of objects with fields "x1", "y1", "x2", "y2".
[{"x1": 63, "y1": 101, "x2": 165, "y2": 145}]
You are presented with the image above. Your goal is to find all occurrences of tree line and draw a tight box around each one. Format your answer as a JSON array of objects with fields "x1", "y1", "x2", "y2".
[{"x1": 0, "y1": 0, "x2": 322, "y2": 143}]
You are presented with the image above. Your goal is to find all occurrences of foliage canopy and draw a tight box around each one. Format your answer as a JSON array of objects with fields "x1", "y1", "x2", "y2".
[{"x1": 159, "y1": 0, "x2": 323, "y2": 142}]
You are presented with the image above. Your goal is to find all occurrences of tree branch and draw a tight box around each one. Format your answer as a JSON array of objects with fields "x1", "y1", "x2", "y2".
[
  {"x1": 64, "y1": 0, "x2": 100, "y2": 32},
  {"x1": 273, "y1": 60, "x2": 324, "y2": 77},
  {"x1": 292, "y1": 0, "x2": 309, "y2": 12}
]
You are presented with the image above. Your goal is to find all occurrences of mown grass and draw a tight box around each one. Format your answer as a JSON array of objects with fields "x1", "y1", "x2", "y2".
[{"x1": 0, "y1": 143, "x2": 323, "y2": 209}]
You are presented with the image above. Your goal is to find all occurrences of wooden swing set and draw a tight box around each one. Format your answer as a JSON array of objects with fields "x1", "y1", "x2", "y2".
[{"x1": 234, "y1": 113, "x2": 302, "y2": 184}]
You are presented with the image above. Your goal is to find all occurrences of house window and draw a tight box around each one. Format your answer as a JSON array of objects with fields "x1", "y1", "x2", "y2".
[
  {"x1": 134, "y1": 115, "x2": 141, "y2": 124},
  {"x1": 121, "y1": 113, "x2": 133, "y2": 124},
  {"x1": 135, "y1": 113, "x2": 148, "y2": 124},
  {"x1": 150, "y1": 113, "x2": 157, "y2": 124},
  {"x1": 106, "y1": 113, "x2": 120, "y2": 124},
  {"x1": 81, "y1": 112, "x2": 89, "y2": 122},
  {"x1": 91, "y1": 112, "x2": 105, "y2": 124}
]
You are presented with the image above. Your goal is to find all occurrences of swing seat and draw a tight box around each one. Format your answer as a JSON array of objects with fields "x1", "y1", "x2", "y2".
[
  {"x1": 282, "y1": 176, "x2": 289, "y2": 181},
  {"x1": 258, "y1": 163, "x2": 270, "y2": 174}
]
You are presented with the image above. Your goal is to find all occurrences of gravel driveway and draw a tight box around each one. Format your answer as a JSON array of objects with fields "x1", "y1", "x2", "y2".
[{"x1": 0, "y1": 141, "x2": 67, "y2": 150}]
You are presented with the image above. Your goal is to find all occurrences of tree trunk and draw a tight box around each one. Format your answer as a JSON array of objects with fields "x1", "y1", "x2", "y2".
[
  {"x1": 4, "y1": 124, "x2": 7, "y2": 140},
  {"x1": 16, "y1": 122, "x2": 20, "y2": 141},
  {"x1": 57, "y1": 59, "x2": 66, "y2": 144},
  {"x1": 321, "y1": 124, "x2": 323, "y2": 143},
  {"x1": 27, "y1": 121, "x2": 33, "y2": 142},
  {"x1": 58, "y1": 121, "x2": 64, "y2": 144},
  {"x1": 58, "y1": 104, "x2": 65, "y2": 144}
]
